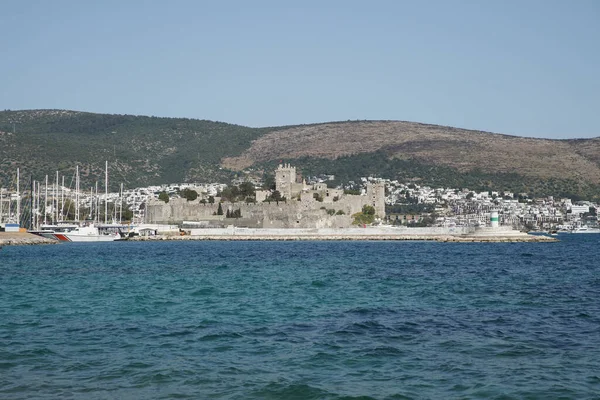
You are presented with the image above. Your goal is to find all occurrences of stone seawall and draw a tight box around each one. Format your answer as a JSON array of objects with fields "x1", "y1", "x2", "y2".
[
  {"x1": 132, "y1": 235, "x2": 555, "y2": 243},
  {"x1": 131, "y1": 227, "x2": 557, "y2": 243},
  {"x1": 0, "y1": 232, "x2": 58, "y2": 246},
  {"x1": 0, "y1": 228, "x2": 557, "y2": 245},
  {"x1": 187, "y1": 226, "x2": 480, "y2": 237}
]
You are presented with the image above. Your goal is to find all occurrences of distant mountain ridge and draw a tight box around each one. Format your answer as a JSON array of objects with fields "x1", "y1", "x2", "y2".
[{"x1": 1, "y1": 109, "x2": 599, "y2": 200}]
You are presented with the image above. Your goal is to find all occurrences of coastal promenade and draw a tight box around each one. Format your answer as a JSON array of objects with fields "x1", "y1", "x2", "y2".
[{"x1": 0, "y1": 232, "x2": 57, "y2": 246}]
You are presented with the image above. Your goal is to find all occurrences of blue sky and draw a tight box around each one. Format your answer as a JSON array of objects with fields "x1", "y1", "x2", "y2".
[{"x1": 1, "y1": 0, "x2": 598, "y2": 138}]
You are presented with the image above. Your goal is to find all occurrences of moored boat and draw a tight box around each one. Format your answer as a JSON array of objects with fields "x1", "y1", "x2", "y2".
[
  {"x1": 53, "y1": 224, "x2": 121, "y2": 242},
  {"x1": 570, "y1": 225, "x2": 600, "y2": 234},
  {"x1": 29, "y1": 223, "x2": 78, "y2": 240}
]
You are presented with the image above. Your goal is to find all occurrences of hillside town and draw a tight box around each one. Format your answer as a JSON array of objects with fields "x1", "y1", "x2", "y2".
[{"x1": 1, "y1": 164, "x2": 597, "y2": 233}]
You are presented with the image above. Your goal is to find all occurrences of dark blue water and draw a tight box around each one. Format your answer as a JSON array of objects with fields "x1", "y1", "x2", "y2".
[{"x1": 1, "y1": 235, "x2": 599, "y2": 399}]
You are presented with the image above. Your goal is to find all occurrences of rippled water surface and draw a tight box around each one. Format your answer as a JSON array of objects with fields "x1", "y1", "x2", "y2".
[{"x1": 1, "y1": 235, "x2": 599, "y2": 399}]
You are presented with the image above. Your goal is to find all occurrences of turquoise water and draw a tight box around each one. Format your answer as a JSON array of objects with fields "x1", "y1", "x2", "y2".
[{"x1": 1, "y1": 235, "x2": 599, "y2": 399}]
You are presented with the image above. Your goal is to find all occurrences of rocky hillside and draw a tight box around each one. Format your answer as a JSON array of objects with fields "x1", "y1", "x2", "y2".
[
  {"x1": 1, "y1": 110, "x2": 599, "y2": 199},
  {"x1": 223, "y1": 121, "x2": 600, "y2": 184}
]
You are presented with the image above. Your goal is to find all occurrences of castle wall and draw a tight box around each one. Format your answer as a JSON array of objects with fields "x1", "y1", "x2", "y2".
[
  {"x1": 255, "y1": 190, "x2": 268, "y2": 203},
  {"x1": 145, "y1": 165, "x2": 386, "y2": 228},
  {"x1": 146, "y1": 198, "x2": 354, "y2": 228}
]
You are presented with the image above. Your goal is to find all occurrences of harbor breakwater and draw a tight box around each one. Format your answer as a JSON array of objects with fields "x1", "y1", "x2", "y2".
[
  {"x1": 131, "y1": 226, "x2": 557, "y2": 243},
  {"x1": 0, "y1": 227, "x2": 557, "y2": 245}
]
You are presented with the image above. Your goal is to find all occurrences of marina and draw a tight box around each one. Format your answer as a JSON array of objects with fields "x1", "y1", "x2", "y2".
[{"x1": 1, "y1": 162, "x2": 137, "y2": 243}]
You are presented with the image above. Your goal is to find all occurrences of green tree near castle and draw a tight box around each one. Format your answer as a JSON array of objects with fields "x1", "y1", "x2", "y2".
[
  {"x1": 352, "y1": 204, "x2": 376, "y2": 225},
  {"x1": 158, "y1": 191, "x2": 169, "y2": 203},
  {"x1": 181, "y1": 188, "x2": 198, "y2": 201}
]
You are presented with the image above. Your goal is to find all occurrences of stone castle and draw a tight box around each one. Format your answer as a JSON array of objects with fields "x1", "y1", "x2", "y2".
[{"x1": 145, "y1": 164, "x2": 385, "y2": 229}]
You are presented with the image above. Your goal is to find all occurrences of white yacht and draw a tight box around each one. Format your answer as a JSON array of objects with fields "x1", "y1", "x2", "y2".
[
  {"x1": 53, "y1": 224, "x2": 122, "y2": 242},
  {"x1": 571, "y1": 225, "x2": 600, "y2": 234}
]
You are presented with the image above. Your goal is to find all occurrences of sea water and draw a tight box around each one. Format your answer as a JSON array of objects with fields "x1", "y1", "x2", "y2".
[{"x1": 1, "y1": 235, "x2": 599, "y2": 399}]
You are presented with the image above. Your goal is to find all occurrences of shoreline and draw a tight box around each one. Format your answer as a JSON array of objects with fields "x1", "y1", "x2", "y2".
[
  {"x1": 0, "y1": 231, "x2": 558, "y2": 246},
  {"x1": 130, "y1": 233, "x2": 557, "y2": 243}
]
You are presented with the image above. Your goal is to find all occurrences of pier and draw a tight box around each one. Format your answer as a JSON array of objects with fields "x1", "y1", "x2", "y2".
[{"x1": 130, "y1": 226, "x2": 558, "y2": 243}]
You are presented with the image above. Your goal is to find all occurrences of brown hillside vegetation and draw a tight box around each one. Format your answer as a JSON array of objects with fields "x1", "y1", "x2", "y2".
[{"x1": 222, "y1": 121, "x2": 600, "y2": 184}]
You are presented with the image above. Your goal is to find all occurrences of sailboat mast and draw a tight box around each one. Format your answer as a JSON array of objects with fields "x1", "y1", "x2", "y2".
[
  {"x1": 44, "y1": 175, "x2": 48, "y2": 225},
  {"x1": 95, "y1": 182, "x2": 99, "y2": 223},
  {"x1": 36, "y1": 182, "x2": 41, "y2": 229},
  {"x1": 54, "y1": 171, "x2": 58, "y2": 224},
  {"x1": 75, "y1": 165, "x2": 80, "y2": 222},
  {"x1": 31, "y1": 179, "x2": 36, "y2": 230},
  {"x1": 119, "y1": 182, "x2": 123, "y2": 224},
  {"x1": 16, "y1": 168, "x2": 20, "y2": 226},
  {"x1": 61, "y1": 175, "x2": 65, "y2": 221},
  {"x1": 105, "y1": 161, "x2": 108, "y2": 224}
]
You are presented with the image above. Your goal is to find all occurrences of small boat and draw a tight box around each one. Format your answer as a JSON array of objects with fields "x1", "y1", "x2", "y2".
[
  {"x1": 570, "y1": 225, "x2": 600, "y2": 234},
  {"x1": 52, "y1": 224, "x2": 121, "y2": 242}
]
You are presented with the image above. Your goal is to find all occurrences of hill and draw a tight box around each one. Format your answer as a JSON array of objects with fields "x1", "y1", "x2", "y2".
[
  {"x1": 1, "y1": 110, "x2": 599, "y2": 200},
  {"x1": 224, "y1": 120, "x2": 600, "y2": 199},
  {"x1": 0, "y1": 109, "x2": 271, "y2": 189}
]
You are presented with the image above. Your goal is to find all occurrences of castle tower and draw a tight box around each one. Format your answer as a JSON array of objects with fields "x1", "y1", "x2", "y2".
[
  {"x1": 366, "y1": 182, "x2": 386, "y2": 218},
  {"x1": 275, "y1": 163, "x2": 296, "y2": 200}
]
